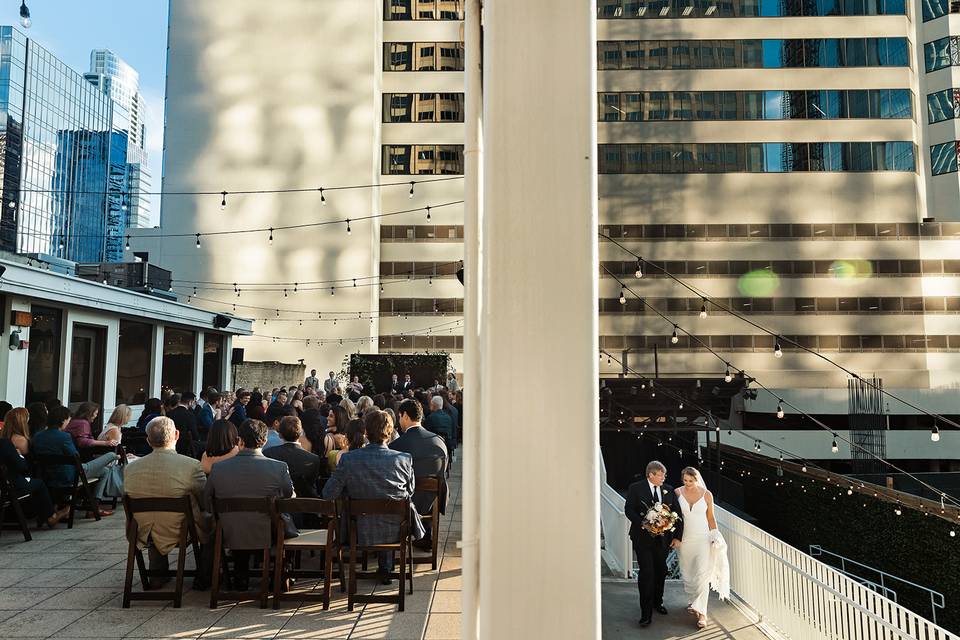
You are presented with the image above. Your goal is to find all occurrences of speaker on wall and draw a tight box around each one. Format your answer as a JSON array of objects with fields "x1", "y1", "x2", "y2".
[
  {"x1": 231, "y1": 348, "x2": 244, "y2": 365},
  {"x1": 213, "y1": 314, "x2": 231, "y2": 329}
]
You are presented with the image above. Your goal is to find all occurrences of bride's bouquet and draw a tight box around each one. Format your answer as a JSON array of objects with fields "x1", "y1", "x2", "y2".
[{"x1": 641, "y1": 502, "x2": 679, "y2": 537}]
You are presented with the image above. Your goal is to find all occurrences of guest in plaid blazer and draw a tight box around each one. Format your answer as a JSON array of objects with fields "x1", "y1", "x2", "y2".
[{"x1": 322, "y1": 410, "x2": 425, "y2": 581}]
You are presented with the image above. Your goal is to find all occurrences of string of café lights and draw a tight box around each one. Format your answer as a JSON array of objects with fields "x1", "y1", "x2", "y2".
[
  {"x1": 239, "y1": 318, "x2": 464, "y2": 346},
  {"x1": 600, "y1": 350, "x2": 960, "y2": 525},
  {"x1": 601, "y1": 232, "x2": 960, "y2": 436},
  {"x1": 601, "y1": 272, "x2": 960, "y2": 509},
  {"x1": 169, "y1": 260, "x2": 463, "y2": 298}
]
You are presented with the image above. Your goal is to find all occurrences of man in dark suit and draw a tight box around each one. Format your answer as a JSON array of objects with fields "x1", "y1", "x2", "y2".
[
  {"x1": 390, "y1": 374, "x2": 402, "y2": 394},
  {"x1": 322, "y1": 410, "x2": 425, "y2": 583},
  {"x1": 401, "y1": 374, "x2": 414, "y2": 393},
  {"x1": 165, "y1": 393, "x2": 200, "y2": 457},
  {"x1": 624, "y1": 460, "x2": 683, "y2": 627},
  {"x1": 390, "y1": 399, "x2": 447, "y2": 549},
  {"x1": 205, "y1": 419, "x2": 294, "y2": 591},
  {"x1": 264, "y1": 416, "x2": 321, "y2": 498}
]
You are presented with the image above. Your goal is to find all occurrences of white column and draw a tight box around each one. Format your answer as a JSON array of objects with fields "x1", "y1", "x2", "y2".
[
  {"x1": 223, "y1": 334, "x2": 234, "y2": 392},
  {"x1": 476, "y1": 1, "x2": 600, "y2": 638},
  {"x1": 0, "y1": 297, "x2": 30, "y2": 406},
  {"x1": 193, "y1": 331, "x2": 205, "y2": 394},
  {"x1": 150, "y1": 325, "x2": 165, "y2": 397}
]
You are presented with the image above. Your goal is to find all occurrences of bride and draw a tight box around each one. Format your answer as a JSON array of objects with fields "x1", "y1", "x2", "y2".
[{"x1": 674, "y1": 466, "x2": 729, "y2": 629}]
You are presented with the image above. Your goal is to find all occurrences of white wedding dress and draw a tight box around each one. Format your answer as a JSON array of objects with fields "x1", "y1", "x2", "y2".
[{"x1": 677, "y1": 487, "x2": 730, "y2": 617}]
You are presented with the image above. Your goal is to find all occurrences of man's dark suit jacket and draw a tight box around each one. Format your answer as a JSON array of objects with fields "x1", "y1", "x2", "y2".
[
  {"x1": 389, "y1": 426, "x2": 448, "y2": 514},
  {"x1": 624, "y1": 480, "x2": 683, "y2": 549},
  {"x1": 166, "y1": 406, "x2": 200, "y2": 456},
  {"x1": 391, "y1": 380, "x2": 402, "y2": 394},
  {"x1": 205, "y1": 450, "x2": 295, "y2": 549},
  {"x1": 264, "y1": 442, "x2": 321, "y2": 498}
]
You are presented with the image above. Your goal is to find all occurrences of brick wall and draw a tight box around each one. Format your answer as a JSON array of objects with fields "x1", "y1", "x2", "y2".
[{"x1": 231, "y1": 361, "x2": 306, "y2": 392}]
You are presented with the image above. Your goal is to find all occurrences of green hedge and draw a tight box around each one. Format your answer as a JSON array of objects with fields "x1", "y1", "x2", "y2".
[{"x1": 728, "y1": 460, "x2": 960, "y2": 633}]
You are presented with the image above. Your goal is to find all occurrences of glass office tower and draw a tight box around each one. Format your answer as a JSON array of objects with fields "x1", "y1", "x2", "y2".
[{"x1": 0, "y1": 27, "x2": 131, "y2": 263}]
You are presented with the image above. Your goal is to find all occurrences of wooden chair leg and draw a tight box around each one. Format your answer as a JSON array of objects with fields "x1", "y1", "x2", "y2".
[
  {"x1": 398, "y1": 545, "x2": 405, "y2": 612},
  {"x1": 134, "y1": 549, "x2": 150, "y2": 590},
  {"x1": 210, "y1": 528, "x2": 223, "y2": 609},
  {"x1": 272, "y1": 543, "x2": 284, "y2": 610},
  {"x1": 323, "y1": 546, "x2": 333, "y2": 610},
  {"x1": 122, "y1": 528, "x2": 138, "y2": 608},
  {"x1": 338, "y1": 548, "x2": 346, "y2": 593},
  {"x1": 347, "y1": 544, "x2": 357, "y2": 611},
  {"x1": 260, "y1": 548, "x2": 270, "y2": 609},
  {"x1": 11, "y1": 498, "x2": 31, "y2": 542},
  {"x1": 173, "y1": 533, "x2": 188, "y2": 608}
]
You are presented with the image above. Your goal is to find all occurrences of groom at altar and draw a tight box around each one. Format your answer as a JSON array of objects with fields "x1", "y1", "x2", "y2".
[{"x1": 624, "y1": 460, "x2": 684, "y2": 627}]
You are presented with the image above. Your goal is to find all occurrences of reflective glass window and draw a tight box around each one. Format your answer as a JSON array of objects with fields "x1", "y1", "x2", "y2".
[
  {"x1": 931, "y1": 141, "x2": 959, "y2": 175},
  {"x1": 116, "y1": 321, "x2": 151, "y2": 406},
  {"x1": 928, "y1": 89, "x2": 953, "y2": 123},
  {"x1": 924, "y1": 37, "x2": 952, "y2": 72}
]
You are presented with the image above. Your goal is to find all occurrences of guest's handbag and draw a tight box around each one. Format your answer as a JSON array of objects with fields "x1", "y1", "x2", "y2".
[{"x1": 98, "y1": 462, "x2": 125, "y2": 498}]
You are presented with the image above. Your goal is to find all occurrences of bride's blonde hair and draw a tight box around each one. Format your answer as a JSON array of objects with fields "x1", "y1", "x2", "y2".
[{"x1": 681, "y1": 466, "x2": 700, "y2": 480}]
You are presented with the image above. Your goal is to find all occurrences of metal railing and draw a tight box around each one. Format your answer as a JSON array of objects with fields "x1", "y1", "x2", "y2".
[
  {"x1": 599, "y1": 455, "x2": 633, "y2": 579},
  {"x1": 718, "y1": 506, "x2": 959, "y2": 640},
  {"x1": 809, "y1": 545, "x2": 946, "y2": 625}
]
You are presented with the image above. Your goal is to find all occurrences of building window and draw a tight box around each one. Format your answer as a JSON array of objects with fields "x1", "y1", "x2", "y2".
[
  {"x1": 930, "y1": 141, "x2": 960, "y2": 175},
  {"x1": 598, "y1": 89, "x2": 912, "y2": 121},
  {"x1": 383, "y1": 93, "x2": 465, "y2": 123},
  {"x1": 384, "y1": 0, "x2": 463, "y2": 20},
  {"x1": 598, "y1": 142, "x2": 914, "y2": 173},
  {"x1": 922, "y1": 0, "x2": 960, "y2": 21},
  {"x1": 598, "y1": 39, "x2": 909, "y2": 70},
  {"x1": 927, "y1": 88, "x2": 960, "y2": 123},
  {"x1": 202, "y1": 334, "x2": 224, "y2": 392},
  {"x1": 25, "y1": 306, "x2": 62, "y2": 405},
  {"x1": 924, "y1": 36, "x2": 960, "y2": 72},
  {"x1": 116, "y1": 320, "x2": 151, "y2": 406},
  {"x1": 384, "y1": 42, "x2": 465, "y2": 71},
  {"x1": 598, "y1": 0, "x2": 906, "y2": 16},
  {"x1": 382, "y1": 145, "x2": 464, "y2": 175},
  {"x1": 161, "y1": 328, "x2": 195, "y2": 395}
]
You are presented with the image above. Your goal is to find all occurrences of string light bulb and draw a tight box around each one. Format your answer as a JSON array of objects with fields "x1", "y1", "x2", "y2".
[
  {"x1": 699, "y1": 299, "x2": 708, "y2": 318},
  {"x1": 618, "y1": 288, "x2": 627, "y2": 305},
  {"x1": 220, "y1": 191, "x2": 227, "y2": 210},
  {"x1": 330, "y1": 287, "x2": 335, "y2": 296},
  {"x1": 776, "y1": 401, "x2": 784, "y2": 419},
  {"x1": 409, "y1": 181, "x2": 415, "y2": 198},
  {"x1": 19, "y1": 1, "x2": 30, "y2": 28},
  {"x1": 426, "y1": 206, "x2": 431, "y2": 222},
  {"x1": 931, "y1": 425, "x2": 941, "y2": 442},
  {"x1": 346, "y1": 219, "x2": 352, "y2": 235},
  {"x1": 429, "y1": 275, "x2": 433, "y2": 286},
  {"x1": 634, "y1": 259, "x2": 643, "y2": 279},
  {"x1": 195, "y1": 234, "x2": 201, "y2": 248},
  {"x1": 774, "y1": 341, "x2": 783, "y2": 358},
  {"x1": 125, "y1": 236, "x2": 130, "y2": 251},
  {"x1": 724, "y1": 367, "x2": 733, "y2": 383},
  {"x1": 831, "y1": 437, "x2": 839, "y2": 454},
  {"x1": 268, "y1": 228, "x2": 274, "y2": 245},
  {"x1": 671, "y1": 326, "x2": 679, "y2": 344},
  {"x1": 320, "y1": 188, "x2": 326, "y2": 205}
]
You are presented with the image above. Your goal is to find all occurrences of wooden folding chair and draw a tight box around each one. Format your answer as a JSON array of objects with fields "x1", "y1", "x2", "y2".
[
  {"x1": 345, "y1": 498, "x2": 414, "y2": 612},
  {"x1": 0, "y1": 464, "x2": 33, "y2": 542},
  {"x1": 272, "y1": 498, "x2": 343, "y2": 610},
  {"x1": 122, "y1": 495, "x2": 202, "y2": 608},
  {"x1": 412, "y1": 476, "x2": 443, "y2": 570},
  {"x1": 209, "y1": 497, "x2": 276, "y2": 609},
  {"x1": 32, "y1": 453, "x2": 102, "y2": 528}
]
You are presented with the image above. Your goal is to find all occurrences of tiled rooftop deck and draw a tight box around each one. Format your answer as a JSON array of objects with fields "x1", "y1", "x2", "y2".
[{"x1": 0, "y1": 465, "x2": 462, "y2": 640}]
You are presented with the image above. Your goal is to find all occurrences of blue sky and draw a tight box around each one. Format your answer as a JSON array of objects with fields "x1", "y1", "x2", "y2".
[{"x1": 14, "y1": 0, "x2": 169, "y2": 225}]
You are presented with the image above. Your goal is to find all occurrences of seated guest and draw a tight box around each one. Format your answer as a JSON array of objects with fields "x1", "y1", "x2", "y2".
[
  {"x1": 299, "y1": 396, "x2": 325, "y2": 453},
  {"x1": 423, "y1": 396, "x2": 456, "y2": 453},
  {"x1": 201, "y1": 420, "x2": 240, "y2": 475},
  {"x1": 384, "y1": 409, "x2": 400, "y2": 443},
  {"x1": 346, "y1": 376, "x2": 364, "y2": 396},
  {"x1": 325, "y1": 386, "x2": 343, "y2": 408},
  {"x1": 264, "y1": 416, "x2": 321, "y2": 498},
  {"x1": 322, "y1": 410, "x2": 424, "y2": 582},
  {"x1": 323, "y1": 405, "x2": 350, "y2": 455},
  {"x1": 197, "y1": 392, "x2": 221, "y2": 440},
  {"x1": 0, "y1": 401, "x2": 12, "y2": 427},
  {"x1": 1, "y1": 407, "x2": 32, "y2": 456},
  {"x1": 0, "y1": 434, "x2": 70, "y2": 528},
  {"x1": 442, "y1": 394, "x2": 460, "y2": 432},
  {"x1": 123, "y1": 417, "x2": 210, "y2": 587},
  {"x1": 265, "y1": 405, "x2": 294, "y2": 450},
  {"x1": 356, "y1": 396, "x2": 374, "y2": 416},
  {"x1": 26, "y1": 402, "x2": 48, "y2": 437},
  {"x1": 327, "y1": 433, "x2": 349, "y2": 471},
  {"x1": 390, "y1": 399, "x2": 448, "y2": 549},
  {"x1": 67, "y1": 402, "x2": 109, "y2": 449},
  {"x1": 415, "y1": 392, "x2": 432, "y2": 417},
  {"x1": 32, "y1": 406, "x2": 121, "y2": 516},
  {"x1": 137, "y1": 398, "x2": 163, "y2": 430},
  {"x1": 336, "y1": 418, "x2": 367, "y2": 467},
  {"x1": 100, "y1": 405, "x2": 132, "y2": 444},
  {"x1": 372, "y1": 394, "x2": 387, "y2": 411},
  {"x1": 340, "y1": 397, "x2": 358, "y2": 420},
  {"x1": 205, "y1": 419, "x2": 294, "y2": 590},
  {"x1": 229, "y1": 390, "x2": 251, "y2": 427},
  {"x1": 164, "y1": 393, "x2": 201, "y2": 458},
  {"x1": 267, "y1": 390, "x2": 288, "y2": 416},
  {"x1": 288, "y1": 390, "x2": 304, "y2": 415},
  {"x1": 247, "y1": 391, "x2": 267, "y2": 421}
]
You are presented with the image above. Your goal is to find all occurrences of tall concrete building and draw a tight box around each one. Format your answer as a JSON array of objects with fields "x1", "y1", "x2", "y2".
[
  {"x1": 85, "y1": 49, "x2": 151, "y2": 230},
  {"x1": 135, "y1": 0, "x2": 466, "y2": 374}
]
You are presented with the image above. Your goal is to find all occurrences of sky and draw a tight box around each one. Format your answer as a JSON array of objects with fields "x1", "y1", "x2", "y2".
[{"x1": 13, "y1": 0, "x2": 169, "y2": 226}]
